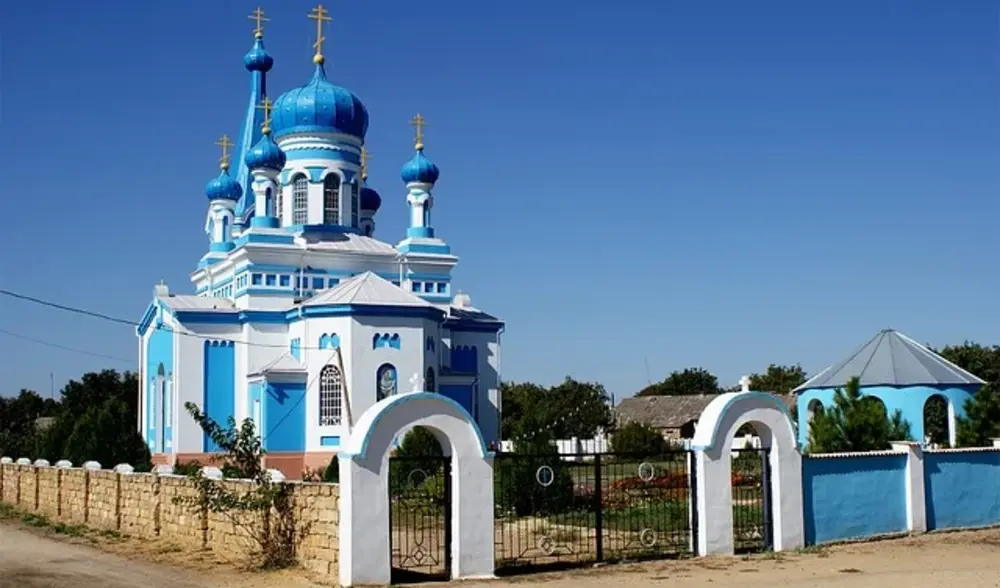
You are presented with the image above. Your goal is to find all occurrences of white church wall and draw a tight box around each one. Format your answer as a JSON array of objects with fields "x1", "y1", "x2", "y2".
[
  {"x1": 302, "y1": 316, "x2": 353, "y2": 452},
  {"x1": 242, "y1": 322, "x2": 290, "y2": 423},
  {"x1": 348, "y1": 314, "x2": 427, "y2": 422},
  {"x1": 173, "y1": 322, "x2": 243, "y2": 455}
]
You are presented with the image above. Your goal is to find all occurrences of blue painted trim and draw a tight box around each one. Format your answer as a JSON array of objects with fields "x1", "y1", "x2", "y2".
[
  {"x1": 298, "y1": 304, "x2": 444, "y2": 321},
  {"x1": 136, "y1": 302, "x2": 159, "y2": 336},
  {"x1": 443, "y1": 318, "x2": 505, "y2": 333},
  {"x1": 273, "y1": 125, "x2": 364, "y2": 140},
  {"x1": 691, "y1": 392, "x2": 797, "y2": 451},
  {"x1": 320, "y1": 436, "x2": 341, "y2": 447},
  {"x1": 304, "y1": 166, "x2": 326, "y2": 182},
  {"x1": 233, "y1": 232, "x2": 295, "y2": 247},
  {"x1": 397, "y1": 242, "x2": 452, "y2": 255},
  {"x1": 407, "y1": 227, "x2": 434, "y2": 238},
  {"x1": 233, "y1": 288, "x2": 296, "y2": 298},
  {"x1": 197, "y1": 257, "x2": 225, "y2": 269},
  {"x1": 286, "y1": 224, "x2": 362, "y2": 236},
  {"x1": 343, "y1": 392, "x2": 490, "y2": 460},
  {"x1": 165, "y1": 304, "x2": 445, "y2": 326},
  {"x1": 249, "y1": 216, "x2": 280, "y2": 228},
  {"x1": 209, "y1": 242, "x2": 235, "y2": 252},
  {"x1": 406, "y1": 273, "x2": 452, "y2": 281}
]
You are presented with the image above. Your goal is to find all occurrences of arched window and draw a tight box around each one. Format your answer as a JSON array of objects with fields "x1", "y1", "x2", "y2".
[
  {"x1": 319, "y1": 365, "x2": 342, "y2": 426},
  {"x1": 425, "y1": 366, "x2": 436, "y2": 392},
  {"x1": 155, "y1": 363, "x2": 165, "y2": 452},
  {"x1": 265, "y1": 185, "x2": 273, "y2": 216},
  {"x1": 292, "y1": 174, "x2": 309, "y2": 225},
  {"x1": 377, "y1": 363, "x2": 397, "y2": 401},
  {"x1": 350, "y1": 183, "x2": 359, "y2": 227},
  {"x1": 221, "y1": 216, "x2": 230, "y2": 241},
  {"x1": 323, "y1": 174, "x2": 340, "y2": 224}
]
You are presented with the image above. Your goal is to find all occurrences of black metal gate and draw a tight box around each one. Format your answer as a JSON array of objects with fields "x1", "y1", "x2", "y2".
[
  {"x1": 494, "y1": 451, "x2": 696, "y2": 574},
  {"x1": 731, "y1": 448, "x2": 772, "y2": 552},
  {"x1": 388, "y1": 455, "x2": 452, "y2": 583}
]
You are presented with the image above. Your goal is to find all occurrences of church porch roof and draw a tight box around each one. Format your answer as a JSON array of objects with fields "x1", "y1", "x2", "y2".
[
  {"x1": 157, "y1": 295, "x2": 237, "y2": 312},
  {"x1": 793, "y1": 329, "x2": 985, "y2": 392},
  {"x1": 249, "y1": 353, "x2": 306, "y2": 377}
]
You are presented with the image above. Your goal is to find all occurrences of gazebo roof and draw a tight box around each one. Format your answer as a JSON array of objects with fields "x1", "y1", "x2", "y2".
[{"x1": 793, "y1": 329, "x2": 985, "y2": 392}]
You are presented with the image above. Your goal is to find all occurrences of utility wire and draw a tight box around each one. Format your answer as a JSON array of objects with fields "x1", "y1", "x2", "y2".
[
  {"x1": 0, "y1": 287, "x2": 362, "y2": 352},
  {"x1": 0, "y1": 327, "x2": 133, "y2": 364}
]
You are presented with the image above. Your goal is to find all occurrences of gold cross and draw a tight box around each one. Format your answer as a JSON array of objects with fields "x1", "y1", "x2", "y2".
[
  {"x1": 409, "y1": 113, "x2": 428, "y2": 150},
  {"x1": 215, "y1": 134, "x2": 234, "y2": 170},
  {"x1": 308, "y1": 4, "x2": 332, "y2": 64},
  {"x1": 248, "y1": 7, "x2": 268, "y2": 38},
  {"x1": 360, "y1": 147, "x2": 372, "y2": 179},
  {"x1": 256, "y1": 97, "x2": 274, "y2": 134}
]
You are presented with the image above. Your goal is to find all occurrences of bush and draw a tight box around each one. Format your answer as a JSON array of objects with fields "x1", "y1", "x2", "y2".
[
  {"x1": 323, "y1": 454, "x2": 339, "y2": 483},
  {"x1": 611, "y1": 421, "x2": 670, "y2": 455},
  {"x1": 495, "y1": 435, "x2": 577, "y2": 517}
]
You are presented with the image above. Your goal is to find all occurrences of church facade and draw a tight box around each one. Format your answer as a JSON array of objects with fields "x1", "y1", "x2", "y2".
[{"x1": 135, "y1": 8, "x2": 503, "y2": 476}]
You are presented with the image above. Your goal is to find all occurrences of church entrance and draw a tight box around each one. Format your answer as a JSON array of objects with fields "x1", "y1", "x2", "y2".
[{"x1": 388, "y1": 455, "x2": 453, "y2": 583}]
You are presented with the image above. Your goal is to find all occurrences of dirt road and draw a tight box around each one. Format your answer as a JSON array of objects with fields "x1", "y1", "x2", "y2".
[{"x1": 2, "y1": 521, "x2": 1000, "y2": 588}]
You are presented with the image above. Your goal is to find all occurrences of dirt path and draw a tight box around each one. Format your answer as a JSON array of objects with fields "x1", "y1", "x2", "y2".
[{"x1": 3, "y1": 519, "x2": 1000, "y2": 588}]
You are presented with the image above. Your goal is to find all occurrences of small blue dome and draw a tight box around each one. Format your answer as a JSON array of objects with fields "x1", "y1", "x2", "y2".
[
  {"x1": 243, "y1": 38, "x2": 274, "y2": 72},
  {"x1": 245, "y1": 132, "x2": 286, "y2": 171},
  {"x1": 401, "y1": 149, "x2": 440, "y2": 184},
  {"x1": 270, "y1": 64, "x2": 368, "y2": 139},
  {"x1": 360, "y1": 185, "x2": 382, "y2": 211},
  {"x1": 205, "y1": 168, "x2": 243, "y2": 201}
]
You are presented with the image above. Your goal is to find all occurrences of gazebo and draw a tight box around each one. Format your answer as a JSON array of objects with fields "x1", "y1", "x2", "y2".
[{"x1": 794, "y1": 329, "x2": 985, "y2": 448}]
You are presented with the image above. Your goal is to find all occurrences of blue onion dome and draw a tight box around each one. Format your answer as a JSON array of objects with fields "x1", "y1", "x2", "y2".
[
  {"x1": 400, "y1": 148, "x2": 440, "y2": 184},
  {"x1": 245, "y1": 131, "x2": 286, "y2": 171},
  {"x1": 204, "y1": 167, "x2": 243, "y2": 201},
  {"x1": 243, "y1": 37, "x2": 274, "y2": 73},
  {"x1": 270, "y1": 64, "x2": 369, "y2": 140},
  {"x1": 360, "y1": 184, "x2": 382, "y2": 212}
]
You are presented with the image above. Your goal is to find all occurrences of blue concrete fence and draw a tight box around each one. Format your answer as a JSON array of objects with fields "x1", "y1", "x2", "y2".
[{"x1": 802, "y1": 441, "x2": 1000, "y2": 546}]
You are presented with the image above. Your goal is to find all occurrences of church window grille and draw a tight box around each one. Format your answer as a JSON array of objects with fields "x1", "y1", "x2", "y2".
[
  {"x1": 292, "y1": 175, "x2": 309, "y2": 225},
  {"x1": 319, "y1": 365, "x2": 342, "y2": 426},
  {"x1": 323, "y1": 175, "x2": 340, "y2": 224},
  {"x1": 377, "y1": 364, "x2": 397, "y2": 401},
  {"x1": 425, "y1": 366, "x2": 436, "y2": 392},
  {"x1": 276, "y1": 185, "x2": 284, "y2": 224}
]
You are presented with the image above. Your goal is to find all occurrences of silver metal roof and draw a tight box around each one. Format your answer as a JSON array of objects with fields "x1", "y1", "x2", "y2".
[
  {"x1": 303, "y1": 271, "x2": 432, "y2": 308},
  {"x1": 794, "y1": 329, "x2": 985, "y2": 392}
]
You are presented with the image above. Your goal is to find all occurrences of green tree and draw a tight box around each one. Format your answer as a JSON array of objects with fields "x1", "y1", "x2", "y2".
[
  {"x1": 37, "y1": 370, "x2": 149, "y2": 469},
  {"x1": 635, "y1": 367, "x2": 721, "y2": 397},
  {"x1": 0, "y1": 390, "x2": 56, "y2": 459},
  {"x1": 500, "y1": 378, "x2": 613, "y2": 440},
  {"x1": 610, "y1": 421, "x2": 669, "y2": 454},
  {"x1": 748, "y1": 364, "x2": 808, "y2": 395},
  {"x1": 936, "y1": 342, "x2": 1000, "y2": 447},
  {"x1": 923, "y1": 395, "x2": 949, "y2": 446},
  {"x1": 807, "y1": 376, "x2": 912, "y2": 453},
  {"x1": 495, "y1": 432, "x2": 576, "y2": 516}
]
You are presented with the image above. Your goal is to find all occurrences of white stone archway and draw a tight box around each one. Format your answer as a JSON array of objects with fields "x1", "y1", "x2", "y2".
[
  {"x1": 691, "y1": 392, "x2": 804, "y2": 555},
  {"x1": 338, "y1": 392, "x2": 495, "y2": 586}
]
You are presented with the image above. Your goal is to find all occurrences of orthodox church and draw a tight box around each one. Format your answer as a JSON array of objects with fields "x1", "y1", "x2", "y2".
[{"x1": 135, "y1": 7, "x2": 504, "y2": 475}]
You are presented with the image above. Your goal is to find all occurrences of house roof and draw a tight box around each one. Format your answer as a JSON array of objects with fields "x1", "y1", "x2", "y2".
[
  {"x1": 249, "y1": 353, "x2": 306, "y2": 377},
  {"x1": 794, "y1": 329, "x2": 985, "y2": 392},
  {"x1": 302, "y1": 271, "x2": 433, "y2": 308},
  {"x1": 615, "y1": 394, "x2": 795, "y2": 429}
]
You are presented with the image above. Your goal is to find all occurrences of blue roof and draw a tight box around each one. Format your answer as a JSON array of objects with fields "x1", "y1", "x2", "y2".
[
  {"x1": 270, "y1": 64, "x2": 368, "y2": 140},
  {"x1": 401, "y1": 148, "x2": 440, "y2": 184},
  {"x1": 245, "y1": 132, "x2": 286, "y2": 171},
  {"x1": 794, "y1": 329, "x2": 985, "y2": 392},
  {"x1": 205, "y1": 168, "x2": 242, "y2": 201}
]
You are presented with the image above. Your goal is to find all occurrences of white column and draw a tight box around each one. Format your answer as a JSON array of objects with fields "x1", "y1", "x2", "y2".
[{"x1": 891, "y1": 441, "x2": 927, "y2": 533}]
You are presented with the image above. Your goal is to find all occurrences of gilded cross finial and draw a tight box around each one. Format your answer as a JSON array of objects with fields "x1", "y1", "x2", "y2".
[
  {"x1": 215, "y1": 134, "x2": 235, "y2": 170},
  {"x1": 409, "y1": 113, "x2": 427, "y2": 150},
  {"x1": 308, "y1": 4, "x2": 332, "y2": 65},
  {"x1": 249, "y1": 7, "x2": 269, "y2": 39},
  {"x1": 256, "y1": 97, "x2": 274, "y2": 135},
  {"x1": 360, "y1": 147, "x2": 373, "y2": 180}
]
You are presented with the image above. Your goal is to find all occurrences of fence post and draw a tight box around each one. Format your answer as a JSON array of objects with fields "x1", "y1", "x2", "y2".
[
  {"x1": 688, "y1": 450, "x2": 698, "y2": 554},
  {"x1": 0, "y1": 462, "x2": 4, "y2": 502},
  {"x1": 153, "y1": 474, "x2": 161, "y2": 536},
  {"x1": 56, "y1": 468, "x2": 62, "y2": 518},
  {"x1": 891, "y1": 441, "x2": 927, "y2": 534},
  {"x1": 83, "y1": 469, "x2": 90, "y2": 523},
  {"x1": 33, "y1": 467, "x2": 40, "y2": 511},
  {"x1": 594, "y1": 453, "x2": 603, "y2": 562}
]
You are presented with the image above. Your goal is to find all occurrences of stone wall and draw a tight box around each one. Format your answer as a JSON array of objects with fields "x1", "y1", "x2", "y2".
[{"x1": 0, "y1": 461, "x2": 339, "y2": 577}]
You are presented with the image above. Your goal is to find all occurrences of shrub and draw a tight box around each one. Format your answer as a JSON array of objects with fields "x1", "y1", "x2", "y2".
[
  {"x1": 611, "y1": 422, "x2": 670, "y2": 455},
  {"x1": 322, "y1": 454, "x2": 339, "y2": 483},
  {"x1": 495, "y1": 435, "x2": 576, "y2": 517}
]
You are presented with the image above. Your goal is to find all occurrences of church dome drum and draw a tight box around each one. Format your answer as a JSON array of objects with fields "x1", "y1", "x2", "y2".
[{"x1": 270, "y1": 65, "x2": 369, "y2": 140}]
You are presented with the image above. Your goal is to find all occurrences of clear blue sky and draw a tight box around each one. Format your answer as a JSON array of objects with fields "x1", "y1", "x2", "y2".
[{"x1": 1, "y1": 1, "x2": 997, "y2": 400}]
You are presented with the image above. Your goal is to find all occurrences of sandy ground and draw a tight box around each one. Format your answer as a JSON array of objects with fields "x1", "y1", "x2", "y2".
[{"x1": 2, "y1": 520, "x2": 1000, "y2": 587}]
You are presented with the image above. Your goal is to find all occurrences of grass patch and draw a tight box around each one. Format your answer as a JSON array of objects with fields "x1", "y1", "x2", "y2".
[
  {"x1": 0, "y1": 503, "x2": 16, "y2": 520},
  {"x1": 52, "y1": 522, "x2": 86, "y2": 537},
  {"x1": 21, "y1": 513, "x2": 50, "y2": 528}
]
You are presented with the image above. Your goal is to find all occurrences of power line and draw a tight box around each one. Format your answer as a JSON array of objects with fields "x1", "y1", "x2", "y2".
[
  {"x1": 0, "y1": 287, "x2": 353, "y2": 351},
  {"x1": 0, "y1": 327, "x2": 133, "y2": 364}
]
